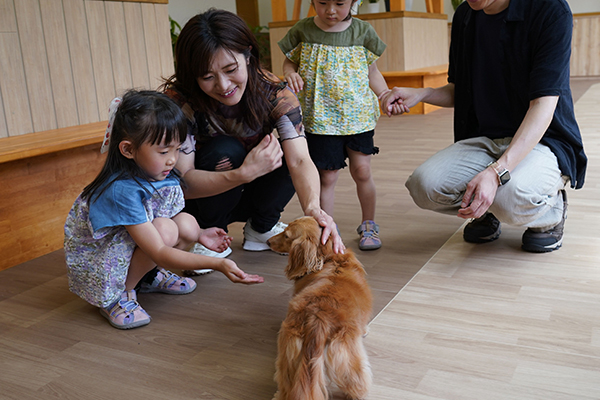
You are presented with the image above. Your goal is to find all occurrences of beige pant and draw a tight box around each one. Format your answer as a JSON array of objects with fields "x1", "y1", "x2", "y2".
[{"x1": 405, "y1": 137, "x2": 567, "y2": 231}]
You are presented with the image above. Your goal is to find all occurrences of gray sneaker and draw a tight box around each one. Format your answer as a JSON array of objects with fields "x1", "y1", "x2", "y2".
[
  {"x1": 522, "y1": 190, "x2": 567, "y2": 253},
  {"x1": 243, "y1": 220, "x2": 287, "y2": 252}
]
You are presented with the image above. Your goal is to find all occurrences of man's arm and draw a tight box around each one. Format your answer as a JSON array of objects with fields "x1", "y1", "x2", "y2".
[{"x1": 381, "y1": 83, "x2": 455, "y2": 115}]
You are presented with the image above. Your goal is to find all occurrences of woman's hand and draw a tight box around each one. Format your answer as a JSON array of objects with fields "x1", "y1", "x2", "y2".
[
  {"x1": 198, "y1": 227, "x2": 232, "y2": 253},
  {"x1": 240, "y1": 134, "x2": 283, "y2": 182},
  {"x1": 305, "y1": 207, "x2": 346, "y2": 254}
]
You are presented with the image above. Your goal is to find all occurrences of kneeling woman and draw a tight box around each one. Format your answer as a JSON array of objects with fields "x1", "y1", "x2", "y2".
[{"x1": 163, "y1": 9, "x2": 343, "y2": 263}]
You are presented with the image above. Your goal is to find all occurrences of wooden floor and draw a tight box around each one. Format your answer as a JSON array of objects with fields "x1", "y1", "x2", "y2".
[{"x1": 1, "y1": 78, "x2": 598, "y2": 399}]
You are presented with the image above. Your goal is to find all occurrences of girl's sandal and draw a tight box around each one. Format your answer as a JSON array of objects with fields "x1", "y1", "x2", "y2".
[
  {"x1": 139, "y1": 267, "x2": 197, "y2": 295},
  {"x1": 100, "y1": 290, "x2": 151, "y2": 329},
  {"x1": 357, "y1": 220, "x2": 382, "y2": 251}
]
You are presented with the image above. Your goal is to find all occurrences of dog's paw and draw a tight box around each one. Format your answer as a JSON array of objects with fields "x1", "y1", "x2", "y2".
[{"x1": 362, "y1": 325, "x2": 370, "y2": 338}]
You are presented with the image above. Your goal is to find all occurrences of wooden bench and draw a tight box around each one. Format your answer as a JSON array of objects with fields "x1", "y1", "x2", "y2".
[
  {"x1": 382, "y1": 64, "x2": 448, "y2": 114},
  {"x1": 0, "y1": 122, "x2": 107, "y2": 271}
]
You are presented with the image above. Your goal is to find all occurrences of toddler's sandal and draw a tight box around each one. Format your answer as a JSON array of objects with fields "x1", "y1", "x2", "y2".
[
  {"x1": 139, "y1": 267, "x2": 197, "y2": 295},
  {"x1": 100, "y1": 290, "x2": 151, "y2": 329},
  {"x1": 357, "y1": 220, "x2": 382, "y2": 251}
]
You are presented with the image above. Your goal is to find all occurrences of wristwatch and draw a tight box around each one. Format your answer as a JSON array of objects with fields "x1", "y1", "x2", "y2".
[{"x1": 487, "y1": 161, "x2": 511, "y2": 186}]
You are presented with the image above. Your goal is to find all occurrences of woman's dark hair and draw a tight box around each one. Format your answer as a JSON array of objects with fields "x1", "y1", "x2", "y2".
[
  {"x1": 81, "y1": 90, "x2": 187, "y2": 202},
  {"x1": 165, "y1": 9, "x2": 280, "y2": 133}
]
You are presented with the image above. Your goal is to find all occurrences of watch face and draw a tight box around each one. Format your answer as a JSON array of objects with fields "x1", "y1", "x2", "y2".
[{"x1": 499, "y1": 170, "x2": 511, "y2": 185}]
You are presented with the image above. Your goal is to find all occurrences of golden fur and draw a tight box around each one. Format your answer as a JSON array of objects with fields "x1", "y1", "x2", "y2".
[{"x1": 268, "y1": 217, "x2": 373, "y2": 400}]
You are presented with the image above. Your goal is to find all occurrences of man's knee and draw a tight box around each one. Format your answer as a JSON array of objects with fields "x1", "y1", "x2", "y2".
[{"x1": 405, "y1": 169, "x2": 461, "y2": 211}]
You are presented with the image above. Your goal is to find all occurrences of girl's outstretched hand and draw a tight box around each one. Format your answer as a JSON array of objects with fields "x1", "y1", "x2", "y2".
[
  {"x1": 219, "y1": 259, "x2": 264, "y2": 284},
  {"x1": 198, "y1": 227, "x2": 232, "y2": 253}
]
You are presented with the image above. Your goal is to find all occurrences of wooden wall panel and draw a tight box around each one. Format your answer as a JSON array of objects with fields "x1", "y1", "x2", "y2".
[
  {"x1": 86, "y1": 0, "x2": 117, "y2": 120},
  {"x1": 40, "y1": 0, "x2": 79, "y2": 129},
  {"x1": 141, "y1": 3, "x2": 164, "y2": 90},
  {"x1": 105, "y1": 1, "x2": 134, "y2": 96},
  {"x1": 0, "y1": 33, "x2": 33, "y2": 136},
  {"x1": 370, "y1": 18, "x2": 406, "y2": 72},
  {"x1": 402, "y1": 17, "x2": 448, "y2": 70},
  {"x1": 0, "y1": 0, "x2": 17, "y2": 32},
  {"x1": 571, "y1": 14, "x2": 600, "y2": 77},
  {"x1": 124, "y1": 2, "x2": 151, "y2": 89},
  {"x1": 15, "y1": 0, "x2": 57, "y2": 132},
  {"x1": 0, "y1": 90, "x2": 6, "y2": 138},
  {"x1": 63, "y1": 0, "x2": 100, "y2": 124},
  {"x1": 155, "y1": 4, "x2": 175, "y2": 81}
]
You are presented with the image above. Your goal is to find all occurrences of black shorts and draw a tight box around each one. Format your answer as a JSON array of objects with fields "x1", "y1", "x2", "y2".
[{"x1": 306, "y1": 130, "x2": 379, "y2": 170}]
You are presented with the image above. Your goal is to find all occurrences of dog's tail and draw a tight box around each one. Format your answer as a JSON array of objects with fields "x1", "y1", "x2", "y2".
[{"x1": 275, "y1": 315, "x2": 329, "y2": 400}]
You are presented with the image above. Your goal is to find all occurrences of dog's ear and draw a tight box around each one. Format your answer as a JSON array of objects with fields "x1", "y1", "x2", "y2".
[{"x1": 285, "y1": 231, "x2": 323, "y2": 280}]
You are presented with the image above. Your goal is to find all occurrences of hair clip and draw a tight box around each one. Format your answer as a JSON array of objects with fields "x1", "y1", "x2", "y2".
[{"x1": 101, "y1": 97, "x2": 122, "y2": 154}]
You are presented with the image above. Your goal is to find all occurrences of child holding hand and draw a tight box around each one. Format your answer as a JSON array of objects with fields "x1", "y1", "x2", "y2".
[
  {"x1": 279, "y1": 0, "x2": 396, "y2": 250},
  {"x1": 64, "y1": 90, "x2": 263, "y2": 330}
]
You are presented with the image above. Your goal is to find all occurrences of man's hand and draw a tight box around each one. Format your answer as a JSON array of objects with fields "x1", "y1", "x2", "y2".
[{"x1": 458, "y1": 167, "x2": 499, "y2": 219}]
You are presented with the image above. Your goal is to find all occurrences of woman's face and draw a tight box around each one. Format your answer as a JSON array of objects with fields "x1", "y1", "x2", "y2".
[{"x1": 196, "y1": 48, "x2": 249, "y2": 107}]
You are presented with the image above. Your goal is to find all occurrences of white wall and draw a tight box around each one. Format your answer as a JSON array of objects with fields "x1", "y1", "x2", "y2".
[{"x1": 168, "y1": 0, "x2": 236, "y2": 26}]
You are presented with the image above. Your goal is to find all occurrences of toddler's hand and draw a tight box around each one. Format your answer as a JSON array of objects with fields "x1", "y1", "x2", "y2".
[
  {"x1": 219, "y1": 259, "x2": 264, "y2": 284},
  {"x1": 284, "y1": 72, "x2": 304, "y2": 93},
  {"x1": 198, "y1": 227, "x2": 232, "y2": 253}
]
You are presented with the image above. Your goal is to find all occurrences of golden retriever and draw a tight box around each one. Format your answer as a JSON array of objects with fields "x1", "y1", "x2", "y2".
[{"x1": 268, "y1": 217, "x2": 373, "y2": 400}]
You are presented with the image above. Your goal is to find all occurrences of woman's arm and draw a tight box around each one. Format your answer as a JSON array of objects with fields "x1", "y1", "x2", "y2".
[
  {"x1": 176, "y1": 134, "x2": 284, "y2": 199},
  {"x1": 281, "y1": 137, "x2": 345, "y2": 253}
]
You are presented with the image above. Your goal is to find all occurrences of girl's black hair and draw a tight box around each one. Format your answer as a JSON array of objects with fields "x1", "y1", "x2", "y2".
[
  {"x1": 81, "y1": 90, "x2": 187, "y2": 202},
  {"x1": 163, "y1": 9, "x2": 281, "y2": 134}
]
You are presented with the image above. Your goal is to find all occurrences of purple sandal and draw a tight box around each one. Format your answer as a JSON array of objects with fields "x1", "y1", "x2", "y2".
[
  {"x1": 139, "y1": 267, "x2": 197, "y2": 295},
  {"x1": 100, "y1": 290, "x2": 151, "y2": 329}
]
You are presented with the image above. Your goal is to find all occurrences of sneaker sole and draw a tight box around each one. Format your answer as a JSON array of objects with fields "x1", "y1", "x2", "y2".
[
  {"x1": 522, "y1": 239, "x2": 563, "y2": 253},
  {"x1": 182, "y1": 269, "x2": 214, "y2": 277},
  {"x1": 139, "y1": 284, "x2": 197, "y2": 295},
  {"x1": 242, "y1": 240, "x2": 272, "y2": 252},
  {"x1": 463, "y1": 229, "x2": 501, "y2": 244},
  {"x1": 99, "y1": 308, "x2": 151, "y2": 330}
]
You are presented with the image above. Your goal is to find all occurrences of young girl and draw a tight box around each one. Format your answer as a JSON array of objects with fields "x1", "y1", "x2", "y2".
[
  {"x1": 279, "y1": 0, "x2": 396, "y2": 250},
  {"x1": 64, "y1": 90, "x2": 263, "y2": 330}
]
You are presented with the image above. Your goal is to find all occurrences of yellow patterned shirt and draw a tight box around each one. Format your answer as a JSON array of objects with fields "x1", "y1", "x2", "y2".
[{"x1": 278, "y1": 17, "x2": 386, "y2": 136}]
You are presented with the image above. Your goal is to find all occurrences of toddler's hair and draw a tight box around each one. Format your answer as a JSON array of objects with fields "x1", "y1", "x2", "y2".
[{"x1": 82, "y1": 89, "x2": 187, "y2": 202}]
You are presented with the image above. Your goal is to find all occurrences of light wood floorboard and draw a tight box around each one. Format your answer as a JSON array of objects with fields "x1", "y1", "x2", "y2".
[
  {"x1": 367, "y1": 80, "x2": 600, "y2": 400},
  {"x1": 0, "y1": 78, "x2": 598, "y2": 399}
]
